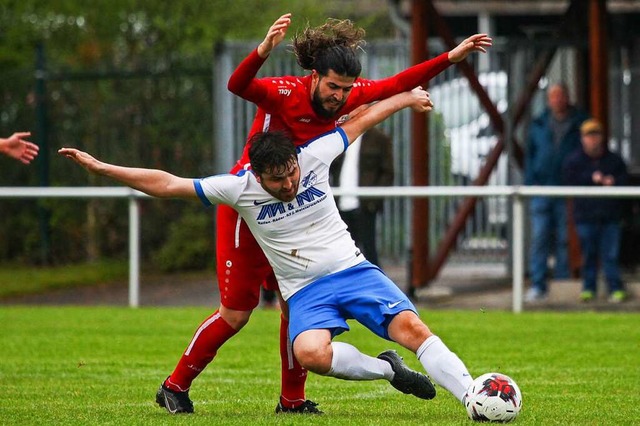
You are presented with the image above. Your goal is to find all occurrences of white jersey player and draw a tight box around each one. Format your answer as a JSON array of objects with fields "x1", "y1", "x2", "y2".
[
  {"x1": 59, "y1": 87, "x2": 479, "y2": 415},
  {"x1": 196, "y1": 127, "x2": 361, "y2": 301}
]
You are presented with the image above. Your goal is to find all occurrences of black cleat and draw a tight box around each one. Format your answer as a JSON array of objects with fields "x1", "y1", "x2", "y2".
[
  {"x1": 377, "y1": 350, "x2": 436, "y2": 400},
  {"x1": 275, "y1": 399, "x2": 323, "y2": 414},
  {"x1": 156, "y1": 380, "x2": 194, "y2": 414}
]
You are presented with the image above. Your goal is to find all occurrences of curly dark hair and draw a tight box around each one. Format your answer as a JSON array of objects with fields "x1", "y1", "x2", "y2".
[
  {"x1": 292, "y1": 18, "x2": 366, "y2": 77},
  {"x1": 248, "y1": 131, "x2": 297, "y2": 176}
]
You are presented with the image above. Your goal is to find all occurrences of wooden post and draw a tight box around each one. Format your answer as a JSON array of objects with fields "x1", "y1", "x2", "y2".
[
  {"x1": 410, "y1": 0, "x2": 430, "y2": 288},
  {"x1": 589, "y1": 0, "x2": 609, "y2": 133}
]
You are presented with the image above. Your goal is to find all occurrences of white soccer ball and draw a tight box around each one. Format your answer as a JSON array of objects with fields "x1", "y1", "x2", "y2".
[{"x1": 464, "y1": 372, "x2": 522, "y2": 422}]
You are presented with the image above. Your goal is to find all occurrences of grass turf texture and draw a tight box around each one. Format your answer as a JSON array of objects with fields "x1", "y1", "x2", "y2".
[
  {"x1": 1, "y1": 307, "x2": 638, "y2": 425},
  {"x1": 0, "y1": 260, "x2": 128, "y2": 298}
]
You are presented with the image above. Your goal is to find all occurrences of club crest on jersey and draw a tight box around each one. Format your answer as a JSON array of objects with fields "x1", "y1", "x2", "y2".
[
  {"x1": 301, "y1": 171, "x2": 317, "y2": 188},
  {"x1": 336, "y1": 114, "x2": 350, "y2": 125}
]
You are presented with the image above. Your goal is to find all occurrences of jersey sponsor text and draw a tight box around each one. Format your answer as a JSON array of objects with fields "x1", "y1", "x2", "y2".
[{"x1": 256, "y1": 185, "x2": 326, "y2": 223}]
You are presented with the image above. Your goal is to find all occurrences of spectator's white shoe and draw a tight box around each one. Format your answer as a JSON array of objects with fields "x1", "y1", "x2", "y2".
[{"x1": 524, "y1": 287, "x2": 547, "y2": 303}]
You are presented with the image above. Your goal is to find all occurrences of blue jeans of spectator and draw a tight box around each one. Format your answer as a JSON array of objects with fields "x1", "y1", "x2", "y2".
[
  {"x1": 529, "y1": 196, "x2": 569, "y2": 293},
  {"x1": 576, "y1": 220, "x2": 623, "y2": 294}
]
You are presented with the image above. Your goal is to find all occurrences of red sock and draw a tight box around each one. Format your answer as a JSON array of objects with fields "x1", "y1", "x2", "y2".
[
  {"x1": 165, "y1": 310, "x2": 237, "y2": 392},
  {"x1": 279, "y1": 314, "x2": 308, "y2": 408}
]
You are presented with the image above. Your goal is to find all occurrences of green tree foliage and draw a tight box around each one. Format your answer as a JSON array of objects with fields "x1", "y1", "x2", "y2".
[
  {"x1": 152, "y1": 204, "x2": 214, "y2": 272},
  {"x1": 0, "y1": 0, "x2": 393, "y2": 267}
]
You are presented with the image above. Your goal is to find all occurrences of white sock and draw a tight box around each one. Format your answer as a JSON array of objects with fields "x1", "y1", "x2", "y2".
[
  {"x1": 416, "y1": 335, "x2": 473, "y2": 402},
  {"x1": 327, "y1": 341, "x2": 394, "y2": 381}
]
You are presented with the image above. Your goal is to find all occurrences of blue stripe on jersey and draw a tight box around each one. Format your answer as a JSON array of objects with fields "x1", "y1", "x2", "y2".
[
  {"x1": 193, "y1": 179, "x2": 212, "y2": 206},
  {"x1": 296, "y1": 127, "x2": 348, "y2": 154},
  {"x1": 335, "y1": 127, "x2": 349, "y2": 151}
]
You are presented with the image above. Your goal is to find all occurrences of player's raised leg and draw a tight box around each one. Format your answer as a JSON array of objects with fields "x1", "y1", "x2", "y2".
[{"x1": 293, "y1": 329, "x2": 435, "y2": 399}]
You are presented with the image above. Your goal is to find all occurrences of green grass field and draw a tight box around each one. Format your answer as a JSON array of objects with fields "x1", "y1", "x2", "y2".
[
  {"x1": 1, "y1": 307, "x2": 638, "y2": 425},
  {"x1": 0, "y1": 261, "x2": 129, "y2": 298}
]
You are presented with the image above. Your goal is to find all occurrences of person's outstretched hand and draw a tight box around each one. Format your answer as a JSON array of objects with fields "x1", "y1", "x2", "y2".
[
  {"x1": 448, "y1": 34, "x2": 493, "y2": 63},
  {"x1": 408, "y1": 86, "x2": 434, "y2": 113},
  {"x1": 58, "y1": 147, "x2": 103, "y2": 173},
  {"x1": 0, "y1": 132, "x2": 39, "y2": 164},
  {"x1": 258, "y1": 13, "x2": 292, "y2": 58}
]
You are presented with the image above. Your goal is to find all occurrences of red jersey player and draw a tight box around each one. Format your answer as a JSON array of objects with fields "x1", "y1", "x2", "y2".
[{"x1": 156, "y1": 13, "x2": 491, "y2": 414}]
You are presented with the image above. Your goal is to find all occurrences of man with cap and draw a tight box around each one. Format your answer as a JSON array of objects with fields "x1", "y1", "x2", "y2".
[{"x1": 562, "y1": 118, "x2": 629, "y2": 303}]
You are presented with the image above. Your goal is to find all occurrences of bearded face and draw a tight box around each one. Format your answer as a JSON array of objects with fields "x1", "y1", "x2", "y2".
[{"x1": 310, "y1": 70, "x2": 356, "y2": 118}]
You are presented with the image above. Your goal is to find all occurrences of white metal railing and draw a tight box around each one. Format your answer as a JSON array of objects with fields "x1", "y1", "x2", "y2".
[
  {"x1": 2, "y1": 185, "x2": 639, "y2": 311},
  {"x1": 0, "y1": 187, "x2": 149, "y2": 308}
]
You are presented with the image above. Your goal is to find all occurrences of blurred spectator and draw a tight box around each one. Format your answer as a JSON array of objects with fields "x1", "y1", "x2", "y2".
[
  {"x1": 563, "y1": 119, "x2": 629, "y2": 303},
  {"x1": 330, "y1": 126, "x2": 394, "y2": 267},
  {"x1": 0, "y1": 132, "x2": 38, "y2": 164},
  {"x1": 524, "y1": 83, "x2": 589, "y2": 302}
]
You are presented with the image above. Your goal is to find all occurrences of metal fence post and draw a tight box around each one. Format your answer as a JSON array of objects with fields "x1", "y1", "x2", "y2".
[
  {"x1": 35, "y1": 41, "x2": 52, "y2": 264},
  {"x1": 512, "y1": 190, "x2": 525, "y2": 313},
  {"x1": 128, "y1": 195, "x2": 140, "y2": 308}
]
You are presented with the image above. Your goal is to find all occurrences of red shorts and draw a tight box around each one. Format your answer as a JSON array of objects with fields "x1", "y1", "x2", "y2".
[{"x1": 216, "y1": 203, "x2": 279, "y2": 311}]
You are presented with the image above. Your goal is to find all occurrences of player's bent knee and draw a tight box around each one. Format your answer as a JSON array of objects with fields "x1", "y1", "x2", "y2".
[
  {"x1": 219, "y1": 305, "x2": 252, "y2": 330},
  {"x1": 294, "y1": 347, "x2": 331, "y2": 374},
  {"x1": 293, "y1": 334, "x2": 332, "y2": 374}
]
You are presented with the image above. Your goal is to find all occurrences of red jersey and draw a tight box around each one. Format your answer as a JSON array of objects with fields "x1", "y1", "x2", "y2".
[{"x1": 227, "y1": 48, "x2": 452, "y2": 171}]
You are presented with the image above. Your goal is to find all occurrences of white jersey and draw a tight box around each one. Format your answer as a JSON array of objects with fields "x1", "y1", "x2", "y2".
[{"x1": 195, "y1": 128, "x2": 364, "y2": 300}]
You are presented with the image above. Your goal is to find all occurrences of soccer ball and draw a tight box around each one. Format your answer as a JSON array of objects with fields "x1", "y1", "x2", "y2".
[{"x1": 464, "y1": 372, "x2": 522, "y2": 422}]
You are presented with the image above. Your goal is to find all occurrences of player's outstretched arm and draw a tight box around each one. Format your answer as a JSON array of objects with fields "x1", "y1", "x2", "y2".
[
  {"x1": 257, "y1": 13, "x2": 292, "y2": 58},
  {"x1": 341, "y1": 87, "x2": 433, "y2": 145},
  {"x1": 367, "y1": 34, "x2": 491, "y2": 100},
  {"x1": 0, "y1": 132, "x2": 39, "y2": 164},
  {"x1": 58, "y1": 148, "x2": 197, "y2": 199},
  {"x1": 448, "y1": 34, "x2": 492, "y2": 63}
]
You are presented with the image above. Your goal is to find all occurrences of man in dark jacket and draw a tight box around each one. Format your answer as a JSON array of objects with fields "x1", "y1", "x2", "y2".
[
  {"x1": 330, "y1": 126, "x2": 394, "y2": 267},
  {"x1": 563, "y1": 118, "x2": 628, "y2": 303},
  {"x1": 525, "y1": 83, "x2": 589, "y2": 302}
]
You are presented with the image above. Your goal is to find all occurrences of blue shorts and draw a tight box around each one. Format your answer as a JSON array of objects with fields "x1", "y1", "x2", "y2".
[{"x1": 287, "y1": 261, "x2": 417, "y2": 344}]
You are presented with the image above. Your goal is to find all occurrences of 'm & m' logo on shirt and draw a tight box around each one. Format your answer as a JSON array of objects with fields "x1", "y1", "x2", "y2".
[{"x1": 256, "y1": 185, "x2": 326, "y2": 223}]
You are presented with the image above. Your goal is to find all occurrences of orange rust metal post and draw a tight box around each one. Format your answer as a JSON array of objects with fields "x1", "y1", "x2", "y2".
[{"x1": 410, "y1": 0, "x2": 430, "y2": 288}]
